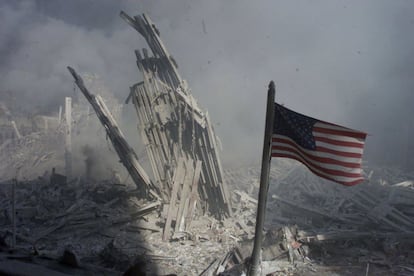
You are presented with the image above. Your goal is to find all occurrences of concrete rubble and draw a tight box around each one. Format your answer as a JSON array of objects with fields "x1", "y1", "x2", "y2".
[
  {"x1": 1, "y1": 159, "x2": 414, "y2": 275},
  {"x1": 0, "y1": 10, "x2": 414, "y2": 276},
  {"x1": 223, "y1": 160, "x2": 414, "y2": 275}
]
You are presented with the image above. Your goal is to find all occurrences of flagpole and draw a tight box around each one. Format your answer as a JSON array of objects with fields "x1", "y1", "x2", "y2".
[{"x1": 248, "y1": 81, "x2": 276, "y2": 276}]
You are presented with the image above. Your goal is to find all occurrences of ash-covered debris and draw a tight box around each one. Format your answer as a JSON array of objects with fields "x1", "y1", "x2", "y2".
[
  {"x1": 0, "y1": 129, "x2": 65, "y2": 182},
  {"x1": 0, "y1": 176, "x2": 238, "y2": 275},
  {"x1": 218, "y1": 161, "x2": 414, "y2": 275},
  {"x1": 1, "y1": 156, "x2": 414, "y2": 274},
  {"x1": 0, "y1": 72, "x2": 125, "y2": 185},
  {"x1": 0, "y1": 177, "x2": 156, "y2": 275}
]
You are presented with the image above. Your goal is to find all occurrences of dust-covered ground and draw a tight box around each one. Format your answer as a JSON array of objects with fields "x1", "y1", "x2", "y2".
[{"x1": 1, "y1": 148, "x2": 414, "y2": 275}]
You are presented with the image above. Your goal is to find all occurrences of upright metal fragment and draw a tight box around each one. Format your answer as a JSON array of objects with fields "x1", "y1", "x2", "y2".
[
  {"x1": 120, "y1": 11, "x2": 232, "y2": 228},
  {"x1": 64, "y1": 97, "x2": 72, "y2": 179},
  {"x1": 0, "y1": 102, "x2": 22, "y2": 139}
]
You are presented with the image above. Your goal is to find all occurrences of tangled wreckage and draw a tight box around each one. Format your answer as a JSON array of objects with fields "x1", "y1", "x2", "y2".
[
  {"x1": 67, "y1": 11, "x2": 232, "y2": 241},
  {"x1": 1, "y1": 11, "x2": 414, "y2": 276}
]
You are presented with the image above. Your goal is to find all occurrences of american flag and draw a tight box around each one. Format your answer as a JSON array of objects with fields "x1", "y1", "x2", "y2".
[{"x1": 272, "y1": 103, "x2": 367, "y2": 186}]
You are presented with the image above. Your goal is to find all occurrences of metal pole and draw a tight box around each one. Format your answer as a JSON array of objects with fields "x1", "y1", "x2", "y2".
[
  {"x1": 65, "y1": 97, "x2": 72, "y2": 180},
  {"x1": 248, "y1": 81, "x2": 275, "y2": 276},
  {"x1": 58, "y1": 105, "x2": 62, "y2": 123},
  {"x1": 12, "y1": 179, "x2": 16, "y2": 249}
]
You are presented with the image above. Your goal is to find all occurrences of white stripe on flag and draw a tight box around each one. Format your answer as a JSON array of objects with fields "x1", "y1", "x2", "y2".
[
  {"x1": 314, "y1": 140, "x2": 364, "y2": 154},
  {"x1": 314, "y1": 122, "x2": 365, "y2": 135}
]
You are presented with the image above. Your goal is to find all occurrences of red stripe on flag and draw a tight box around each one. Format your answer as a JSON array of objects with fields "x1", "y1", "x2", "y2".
[
  {"x1": 272, "y1": 146, "x2": 362, "y2": 178},
  {"x1": 315, "y1": 146, "x2": 362, "y2": 158},
  {"x1": 273, "y1": 144, "x2": 361, "y2": 168},
  {"x1": 272, "y1": 153, "x2": 364, "y2": 186}
]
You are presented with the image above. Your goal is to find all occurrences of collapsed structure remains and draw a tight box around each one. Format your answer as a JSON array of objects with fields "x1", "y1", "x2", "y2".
[{"x1": 68, "y1": 11, "x2": 232, "y2": 243}]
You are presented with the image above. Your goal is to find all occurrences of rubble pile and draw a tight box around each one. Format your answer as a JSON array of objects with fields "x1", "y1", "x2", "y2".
[
  {"x1": 1, "y1": 159, "x2": 414, "y2": 275},
  {"x1": 0, "y1": 129, "x2": 65, "y2": 182},
  {"x1": 221, "y1": 161, "x2": 414, "y2": 275},
  {"x1": 267, "y1": 162, "x2": 414, "y2": 233},
  {"x1": 0, "y1": 176, "x2": 240, "y2": 275}
]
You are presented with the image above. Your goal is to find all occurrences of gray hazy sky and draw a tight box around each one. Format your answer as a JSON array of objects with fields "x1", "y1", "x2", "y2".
[{"x1": 1, "y1": 0, "x2": 413, "y2": 168}]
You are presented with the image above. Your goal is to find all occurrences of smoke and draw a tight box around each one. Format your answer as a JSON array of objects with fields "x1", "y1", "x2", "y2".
[{"x1": 1, "y1": 0, "x2": 413, "y2": 169}]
